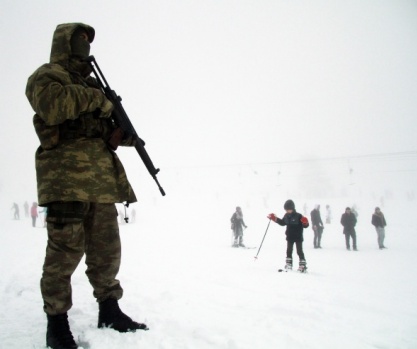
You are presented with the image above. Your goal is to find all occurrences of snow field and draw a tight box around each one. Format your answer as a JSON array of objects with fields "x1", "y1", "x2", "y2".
[{"x1": 1, "y1": 198, "x2": 416, "y2": 348}]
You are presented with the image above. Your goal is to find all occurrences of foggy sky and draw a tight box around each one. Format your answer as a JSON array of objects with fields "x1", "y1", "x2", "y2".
[{"x1": 1, "y1": 0, "x2": 416, "y2": 203}]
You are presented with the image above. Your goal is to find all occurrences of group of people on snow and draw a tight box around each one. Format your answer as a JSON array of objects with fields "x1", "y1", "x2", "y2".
[
  {"x1": 11, "y1": 201, "x2": 49, "y2": 228},
  {"x1": 24, "y1": 21, "x2": 393, "y2": 349},
  {"x1": 11, "y1": 201, "x2": 46, "y2": 227},
  {"x1": 230, "y1": 201, "x2": 388, "y2": 273}
]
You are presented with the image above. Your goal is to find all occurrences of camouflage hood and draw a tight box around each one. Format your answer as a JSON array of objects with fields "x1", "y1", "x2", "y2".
[
  {"x1": 27, "y1": 22, "x2": 137, "y2": 206},
  {"x1": 50, "y1": 23, "x2": 95, "y2": 67}
]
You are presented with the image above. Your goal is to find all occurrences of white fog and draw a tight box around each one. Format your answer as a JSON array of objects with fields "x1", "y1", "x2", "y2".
[{"x1": 1, "y1": 1, "x2": 416, "y2": 348}]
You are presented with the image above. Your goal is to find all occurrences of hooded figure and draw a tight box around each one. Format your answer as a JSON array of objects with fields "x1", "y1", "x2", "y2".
[
  {"x1": 25, "y1": 23, "x2": 146, "y2": 349},
  {"x1": 26, "y1": 23, "x2": 136, "y2": 206}
]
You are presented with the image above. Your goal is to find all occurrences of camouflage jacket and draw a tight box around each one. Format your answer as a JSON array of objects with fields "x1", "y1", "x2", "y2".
[{"x1": 25, "y1": 23, "x2": 137, "y2": 206}]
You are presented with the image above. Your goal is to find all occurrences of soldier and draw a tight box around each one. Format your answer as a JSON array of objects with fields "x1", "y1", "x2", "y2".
[{"x1": 26, "y1": 23, "x2": 147, "y2": 349}]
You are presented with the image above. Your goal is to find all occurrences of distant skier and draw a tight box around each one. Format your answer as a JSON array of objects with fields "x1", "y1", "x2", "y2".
[
  {"x1": 303, "y1": 203, "x2": 308, "y2": 216},
  {"x1": 351, "y1": 205, "x2": 359, "y2": 218},
  {"x1": 325, "y1": 204, "x2": 332, "y2": 224},
  {"x1": 24, "y1": 201, "x2": 29, "y2": 218},
  {"x1": 31, "y1": 202, "x2": 38, "y2": 227},
  {"x1": 372, "y1": 207, "x2": 387, "y2": 250},
  {"x1": 131, "y1": 208, "x2": 137, "y2": 223},
  {"x1": 11, "y1": 203, "x2": 20, "y2": 220},
  {"x1": 231, "y1": 206, "x2": 247, "y2": 247},
  {"x1": 118, "y1": 209, "x2": 125, "y2": 224},
  {"x1": 341, "y1": 207, "x2": 357, "y2": 251},
  {"x1": 267, "y1": 199, "x2": 309, "y2": 272},
  {"x1": 311, "y1": 205, "x2": 324, "y2": 249}
]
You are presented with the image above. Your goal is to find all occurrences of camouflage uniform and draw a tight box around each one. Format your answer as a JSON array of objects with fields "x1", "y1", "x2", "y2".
[{"x1": 25, "y1": 23, "x2": 137, "y2": 315}]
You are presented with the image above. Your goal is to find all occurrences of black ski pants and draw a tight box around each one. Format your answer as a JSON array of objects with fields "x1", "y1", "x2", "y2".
[{"x1": 286, "y1": 240, "x2": 305, "y2": 261}]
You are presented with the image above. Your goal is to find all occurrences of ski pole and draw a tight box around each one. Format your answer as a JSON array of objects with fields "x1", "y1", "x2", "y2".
[{"x1": 254, "y1": 219, "x2": 271, "y2": 260}]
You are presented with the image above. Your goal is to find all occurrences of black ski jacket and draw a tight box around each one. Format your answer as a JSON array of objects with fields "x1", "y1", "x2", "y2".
[
  {"x1": 341, "y1": 213, "x2": 357, "y2": 234},
  {"x1": 275, "y1": 211, "x2": 309, "y2": 242}
]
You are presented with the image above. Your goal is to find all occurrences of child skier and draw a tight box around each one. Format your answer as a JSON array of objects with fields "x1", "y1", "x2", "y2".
[{"x1": 267, "y1": 199, "x2": 309, "y2": 272}]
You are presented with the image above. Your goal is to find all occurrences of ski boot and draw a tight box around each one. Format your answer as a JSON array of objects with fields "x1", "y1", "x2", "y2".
[
  {"x1": 285, "y1": 258, "x2": 293, "y2": 270},
  {"x1": 297, "y1": 260, "x2": 307, "y2": 273},
  {"x1": 238, "y1": 236, "x2": 245, "y2": 248},
  {"x1": 46, "y1": 313, "x2": 77, "y2": 349}
]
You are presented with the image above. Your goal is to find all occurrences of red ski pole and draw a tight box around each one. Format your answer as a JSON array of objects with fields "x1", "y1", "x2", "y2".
[{"x1": 254, "y1": 219, "x2": 271, "y2": 260}]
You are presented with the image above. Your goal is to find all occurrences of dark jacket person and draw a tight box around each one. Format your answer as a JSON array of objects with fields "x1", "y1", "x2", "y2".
[{"x1": 341, "y1": 207, "x2": 357, "y2": 251}]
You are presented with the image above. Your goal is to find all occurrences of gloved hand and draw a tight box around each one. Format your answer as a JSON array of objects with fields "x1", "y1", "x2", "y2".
[
  {"x1": 267, "y1": 213, "x2": 277, "y2": 221},
  {"x1": 301, "y1": 216, "x2": 309, "y2": 225},
  {"x1": 99, "y1": 98, "x2": 114, "y2": 118}
]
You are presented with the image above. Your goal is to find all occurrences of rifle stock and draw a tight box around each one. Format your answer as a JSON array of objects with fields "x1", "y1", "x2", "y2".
[{"x1": 85, "y1": 55, "x2": 166, "y2": 196}]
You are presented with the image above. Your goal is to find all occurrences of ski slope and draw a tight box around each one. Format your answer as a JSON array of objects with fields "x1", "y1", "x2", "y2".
[{"x1": 1, "y1": 198, "x2": 416, "y2": 349}]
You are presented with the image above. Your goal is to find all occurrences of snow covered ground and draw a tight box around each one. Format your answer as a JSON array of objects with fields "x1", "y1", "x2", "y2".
[{"x1": 1, "y1": 194, "x2": 417, "y2": 349}]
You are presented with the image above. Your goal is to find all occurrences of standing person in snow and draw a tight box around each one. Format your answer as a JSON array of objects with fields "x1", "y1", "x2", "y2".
[
  {"x1": 341, "y1": 207, "x2": 358, "y2": 251},
  {"x1": 24, "y1": 201, "x2": 29, "y2": 218},
  {"x1": 26, "y1": 23, "x2": 147, "y2": 349},
  {"x1": 267, "y1": 200, "x2": 309, "y2": 272},
  {"x1": 325, "y1": 204, "x2": 332, "y2": 224},
  {"x1": 351, "y1": 205, "x2": 359, "y2": 218},
  {"x1": 11, "y1": 202, "x2": 20, "y2": 220},
  {"x1": 231, "y1": 206, "x2": 247, "y2": 247},
  {"x1": 131, "y1": 208, "x2": 137, "y2": 223},
  {"x1": 30, "y1": 202, "x2": 38, "y2": 227},
  {"x1": 372, "y1": 207, "x2": 387, "y2": 250},
  {"x1": 310, "y1": 205, "x2": 324, "y2": 249}
]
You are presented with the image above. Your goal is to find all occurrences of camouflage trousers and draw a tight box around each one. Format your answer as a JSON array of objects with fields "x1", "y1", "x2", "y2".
[{"x1": 41, "y1": 202, "x2": 123, "y2": 315}]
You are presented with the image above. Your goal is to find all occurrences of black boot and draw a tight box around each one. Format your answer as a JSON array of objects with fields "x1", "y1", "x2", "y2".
[
  {"x1": 98, "y1": 298, "x2": 148, "y2": 332},
  {"x1": 46, "y1": 313, "x2": 77, "y2": 349}
]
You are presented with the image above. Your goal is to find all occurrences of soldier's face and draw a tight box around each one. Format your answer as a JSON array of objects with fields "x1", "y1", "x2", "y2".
[{"x1": 79, "y1": 32, "x2": 89, "y2": 42}]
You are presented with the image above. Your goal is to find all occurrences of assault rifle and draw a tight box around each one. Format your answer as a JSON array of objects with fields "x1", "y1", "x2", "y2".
[{"x1": 85, "y1": 55, "x2": 166, "y2": 196}]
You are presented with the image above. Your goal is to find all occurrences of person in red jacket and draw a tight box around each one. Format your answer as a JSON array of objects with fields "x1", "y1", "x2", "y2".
[
  {"x1": 30, "y1": 202, "x2": 38, "y2": 227},
  {"x1": 268, "y1": 199, "x2": 309, "y2": 272}
]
